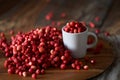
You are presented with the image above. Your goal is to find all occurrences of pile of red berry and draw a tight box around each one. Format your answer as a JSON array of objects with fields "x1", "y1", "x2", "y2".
[
  {"x1": 0, "y1": 25, "x2": 99, "y2": 79},
  {"x1": 63, "y1": 21, "x2": 86, "y2": 33}
]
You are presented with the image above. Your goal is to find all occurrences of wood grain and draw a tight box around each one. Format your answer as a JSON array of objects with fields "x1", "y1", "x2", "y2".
[
  {"x1": 0, "y1": 0, "x2": 21, "y2": 15},
  {"x1": 0, "y1": 39, "x2": 114, "y2": 80},
  {"x1": 0, "y1": 0, "x2": 115, "y2": 80},
  {"x1": 101, "y1": 0, "x2": 120, "y2": 35},
  {"x1": 0, "y1": 0, "x2": 112, "y2": 33}
]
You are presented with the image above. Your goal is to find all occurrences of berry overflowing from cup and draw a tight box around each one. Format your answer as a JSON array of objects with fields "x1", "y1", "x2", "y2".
[
  {"x1": 62, "y1": 21, "x2": 98, "y2": 58},
  {"x1": 63, "y1": 21, "x2": 86, "y2": 33}
]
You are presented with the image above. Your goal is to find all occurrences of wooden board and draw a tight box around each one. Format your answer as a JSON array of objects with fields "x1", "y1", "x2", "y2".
[
  {"x1": 101, "y1": 0, "x2": 120, "y2": 35},
  {"x1": 0, "y1": 0, "x2": 112, "y2": 32},
  {"x1": 0, "y1": 0, "x2": 115, "y2": 80},
  {"x1": 0, "y1": 38, "x2": 115, "y2": 80}
]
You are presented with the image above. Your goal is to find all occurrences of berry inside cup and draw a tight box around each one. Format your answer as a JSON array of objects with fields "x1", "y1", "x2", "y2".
[{"x1": 63, "y1": 21, "x2": 86, "y2": 33}]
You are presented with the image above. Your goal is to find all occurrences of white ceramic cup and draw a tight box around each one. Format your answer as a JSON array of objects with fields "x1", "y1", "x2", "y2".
[{"x1": 62, "y1": 26, "x2": 98, "y2": 58}]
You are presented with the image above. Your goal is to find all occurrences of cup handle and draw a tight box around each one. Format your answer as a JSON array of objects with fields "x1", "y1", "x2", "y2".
[{"x1": 87, "y1": 32, "x2": 98, "y2": 48}]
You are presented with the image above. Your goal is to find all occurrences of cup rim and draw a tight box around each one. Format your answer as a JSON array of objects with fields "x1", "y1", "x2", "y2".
[{"x1": 62, "y1": 26, "x2": 88, "y2": 35}]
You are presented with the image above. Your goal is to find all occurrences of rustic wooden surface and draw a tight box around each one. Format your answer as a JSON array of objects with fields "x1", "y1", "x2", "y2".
[
  {"x1": 0, "y1": 39, "x2": 114, "y2": 80},
  {"x1": 90, "y1": 0, "x2": 120, "y2": 80},
  {"x1": 0, "y1": 0, "x2": 120, "y2": 80},
  {"x1": 101, "y1": 0, "x2": 120, "y2": 35},
  {"x1": 0, "y1": 0, "x2": 112, "y2": 33}
]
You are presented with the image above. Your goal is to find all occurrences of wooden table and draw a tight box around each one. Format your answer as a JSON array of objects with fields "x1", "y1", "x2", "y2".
[
  {"x1": 0, "y1": 0, "x2": 120, "y2": 80},
  {"x1": 0, "y1": 38, "x2": 114, "y2": 80}
]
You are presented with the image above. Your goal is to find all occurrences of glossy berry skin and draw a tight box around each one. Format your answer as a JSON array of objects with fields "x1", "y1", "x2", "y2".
[
  {"x1": 0, "y1": 24, "x2": 100, "y2": 79},
  {"x1": 89, "y1": 22, "x2": 95, "y2": 28},
  {"x1": 63, "y1": 21, "x2": 86, "y2": 33},
  {"x1": 90, "y1": 59, "x2": 96, "y2": 64},
  {"x1": 31, "y1": 73, "x2": 37, "y2": 79},
  {"x1": 60, "y1": 64, "x2": 66, "y2": 70},
  {"x1": 83, "y1": 65, "x2": 89, "y2": 70}
]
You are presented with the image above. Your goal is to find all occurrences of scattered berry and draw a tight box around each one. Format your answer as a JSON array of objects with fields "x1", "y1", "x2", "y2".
[
  {"x1": 89, "y1": 22, "x2": 95, "y2": 28},
  {"x1": 83, "y1": 65, "x2": 89, "y2": 70},
  {"x1": 45, "y1": 11, "x2": 53, "y2": 20}
]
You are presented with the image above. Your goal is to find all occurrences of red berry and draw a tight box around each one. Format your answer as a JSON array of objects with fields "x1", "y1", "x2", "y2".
[
  {"x1": 18, "y1": 71, "x2": 22, "y2": 76},
  {"x1": 76, "y1": 65, "x2": 81, "y2": 70},
  {"x1": 22, "y1": 72, "x2": 27, "y2": 77},
  {"x1": 74, "y1": 60, "x2": 79, "y2": 65},
  {"x1": 95, "y1": 29, "x2": 100, "y2": 34},
  {"x1": 57, "y1": 21, "x2": 62, "y2": 26},
  {"x1": 53, "y1": 56, "x2": 59, "y2": 62},
  {"x1": 77, "y1": 28, "x2": 81, "y2": 33},
  {"x1": 38, "y1": 47, "x2": 45, "y2": 53},
  {"x1": 41, "y1": 69, "x2": 45, "y2": 74},
  {"x1": 4, "y1": 60, "x2": 9, "y2": 68},
  {"x1": 61, "y1": 56, "x2": 65, "y2": 61},
  {"x1": 0, "y1": 32, "x2": 5, "y2": 37},
  {"x1": 36, "y1": 69, "x2": 41, "y2": 75},
  {"x1": 95, "y1": 16, "x2": 100, "y2": 22},
  {"x1": 83, "y1": 65, "x2": 89, "y2": 70},
  {"x1": 64, "y1": 27, "x2": 69, "y2": 32},
  {"x1": 71, "y1": 63, "x2": 76, "y2": 69},
  {"x1": 8, "y1": 68, "x2": 14, "y2": 74},
  {"x1": 104, "y1": 32, "x2": 110, "y2": 36},
  {"x1": 10, "y1": 30, "x2": 14, "y2": 35},
  {"x1": 89, "y1": 22, "x2": 95, "y2": 28},
  {"x1": 73, "y1": 29, "x2": 78, "y2": 33},
  {"x1": 90, "y1": 59, "x2": 96, "y2": 64},
  {"x1": 31, "y1": 73, "x2": 37, "y2": 79},
  {"x1": 70, "y1": 21, "x2": 75, "y2": 27},
  {"x1": 45, "y1": 11, "x2": 53, "y2": 21},
  {"x1": 60, "y1": 64, "x2": 66, "y2": 70},
  {"x1": 60, "y1": 12, "x2": 66, "y2": 18}
]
